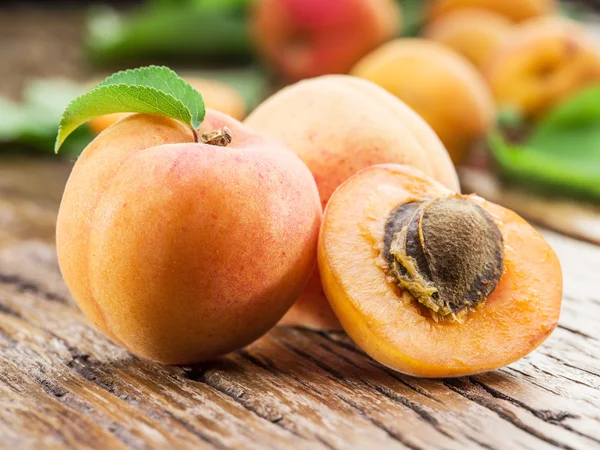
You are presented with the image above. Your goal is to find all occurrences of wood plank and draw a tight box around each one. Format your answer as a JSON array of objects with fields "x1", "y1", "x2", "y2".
[{"x1": 1, "y1": 158, "x2": 599, "y2": 449}]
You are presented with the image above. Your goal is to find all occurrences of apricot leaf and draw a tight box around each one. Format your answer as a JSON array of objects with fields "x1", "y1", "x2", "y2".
[
  {"x1": 490, "y1": 86, "x2": 600, "y2": 201},
  {"x1": 55, "y1": 66, "x2": 205, "y2": 153}
]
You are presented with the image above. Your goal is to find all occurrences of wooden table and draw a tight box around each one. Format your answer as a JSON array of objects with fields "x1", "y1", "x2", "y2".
[{"x1": 1, "y1": 157, "x2": 599, "y2": 450}]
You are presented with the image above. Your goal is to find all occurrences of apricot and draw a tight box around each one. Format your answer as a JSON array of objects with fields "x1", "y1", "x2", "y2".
[
  {"x1": 87, "y1": 77, "x2": 246, "y2": 135},
  {"x1": 251, "y1": 0, "x2": 401, "y2": 82},
  {"x1": 424, "y1": 9, "x2": 513, "y2": 69},
  {"x1": 245, "y1": 75, "x2": 459, "y2": 329},
  {"x1": 427, "y1": 0, "x2": 556, "y2": 23},
  {"x1": 483, "y1": 17, "x2": 600, "y2": 118},
  {"x1": 351, "y1": 39, "x2": 495, "y2": 164},
  {"x1": 56, "y1": 110, "x2": 321, "y2": 364},
  {"x1": 319, "y1": 164, "x2": 562, "y2": 377}
]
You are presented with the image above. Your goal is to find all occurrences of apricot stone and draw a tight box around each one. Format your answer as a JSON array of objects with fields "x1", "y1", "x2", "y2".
[
  {"x1": 352, "y1": 39, "x2": 495, "y2": 164},
  {"x1": 87, "y1": 77, "x2": 246, "y2": 135},
  {"x1": 424, "y1": 9, "x2": 513, "y2": 69},
  {"x1": 56, "y1": 110, "x2": 321, "y2": 364},
  {"x1": 251, "y1": 0, "x2": 401, "y2": 82},
  {"x1": 245, "y1": 75, "x2": 459, "y2": 329},
  {"x1": 483, "y1": 17, "x2": 600, "y2": 118},
  {"x1": 427, "y1": 0, "x2": 557, "y2": 23},
  {"x1": 319, "y1": 164, "x2": 562, "y2": 377}
]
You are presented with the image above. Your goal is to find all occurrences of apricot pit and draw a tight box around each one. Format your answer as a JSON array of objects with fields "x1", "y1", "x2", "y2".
[{"x1": 384, "y1": 196, "x2": 504, "y2": 321}]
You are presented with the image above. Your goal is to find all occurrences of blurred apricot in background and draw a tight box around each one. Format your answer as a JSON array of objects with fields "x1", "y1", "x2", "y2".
[
  {"x1": 424, "y1": 9, "x2": 513, "y2": 69},
  {"x1": 483, "y1": 17, "x2": 600, "y2": 118},
  {"x1": 427, "y1": 0, "x2": 557, "y2": 23},
  {"x1": 352, "y1": 38, "x2": 495, "y2": 164},
  {"x1": 251, "y1": 0, "x2": 402, "y2": 82}
]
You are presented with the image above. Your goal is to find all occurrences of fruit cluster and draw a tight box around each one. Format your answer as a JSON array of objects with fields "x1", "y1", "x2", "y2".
[
  {"x1": 250, "y1": 0, "x2": 600, "y2": 165},
  {"x1": 56, "y1": 69, "x2": 562, "y2": 378}
]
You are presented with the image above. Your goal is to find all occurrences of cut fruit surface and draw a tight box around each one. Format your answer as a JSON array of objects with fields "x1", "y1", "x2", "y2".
[{"x1": 319, "y1": 164, "x2": 562, "y2": 377}]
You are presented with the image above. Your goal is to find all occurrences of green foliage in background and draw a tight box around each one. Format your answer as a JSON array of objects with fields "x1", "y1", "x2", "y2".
[
  {"x1": 490, "y1": 85, "x2": 600, "y2": 202},
  {"x1": 0, "y1": 80, "x2": 92, "y2": 158},
  {"x1": 1, "y1": 66, "x2": 265, "y2": 158},
  {"x1": 86, "y1": 0, "x2": 254, "y2": 65}
]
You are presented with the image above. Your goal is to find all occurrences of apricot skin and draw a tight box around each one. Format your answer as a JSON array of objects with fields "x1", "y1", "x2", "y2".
[
  {"x1": 483, "y1": 17, "x2": 600, "y2": 118},
  {"x1": 56, "y1": 111, "x2": 321, "y2": 364},
  {"x1": 319, "y1": 164, "x2": 562, "y2": 377},
  {"x1": 352, "y1": 39, "x2": 495, "y2": 164},
  {"x1": 245, "y1": 75, "x2": 458, "y2": 329},
  {"x1": 424, "y1": 9, "x2": 513, "y2": 70},
  {"x1": 87, "y1": 77, "x2": 246, "y2": 135},
  {"x1": 251, "y1": 0, "x2": 401, "y2": 82},
  {"x1": 427, "y1": 0, "x2": 556, "y2": 23}
]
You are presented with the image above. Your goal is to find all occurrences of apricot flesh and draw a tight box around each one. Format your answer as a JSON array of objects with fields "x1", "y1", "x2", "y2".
[
  {"x1": 424, "y1": 9, "x2": 513, "y2": 69},
  {"x1": 245, "y1": 75, "x2": 459, "y2": 329},
  {"x1": 56, "y1": 110, "x2": 321, "y2": 364},
  {"x1": 251, "y1": 0, "x2": 401, "y2": 81},
  {"x1": 483, "y1": 17, "x2": 600, "y2": 118},
  {"x1": 87, "y1": 77, "x2": 246, "y2": 135},
  {"x1": 427, "y1": 0, "x2": 556, "y2": 23},
  {"x1": 319, "y1": 164, "x2": 562, "y2": 377},
  {"x1": 351, "y1": 39, "x2": 495, "y2": 164}
]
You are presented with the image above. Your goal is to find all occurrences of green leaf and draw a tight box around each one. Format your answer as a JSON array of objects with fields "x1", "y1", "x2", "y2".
[
  {"x1": 55, "y1": 66, "x2": 205, "y2": 153},
  {"x1": 398, "y1": 0, "x2": 425, "y2": 37},
  {"x1": 85, "y1": 6, "x2": 252, "y2": 65},
  {"x1": 1, "y1": 78, "x2": 93, "y2": 156},
  {"x1": 489, "y1": 85, "x2": 600, "y2": 201}
]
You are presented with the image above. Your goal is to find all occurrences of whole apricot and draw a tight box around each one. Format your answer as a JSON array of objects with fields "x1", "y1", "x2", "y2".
[
  {"x1": 424, "y1": 8, "x2": 513, "y2": 69},
  {"x1": 245, "y1": 75, "x2": 458, "y2": 329},
  {"x1": 427, "y1": 0, "x2": 556, "y2": 23},
  {"x1": 319, "y1": 164, "x2": 562, "y2": 377},
  {"x1": 483, "y1": 17, "x2": 600, "y2": 118},
  {"x1": 87, "y1": 77, "x2": 246, "y2": 135},
  {"x1": 251, "y1": 0, "x2": 401, "y2": 82},
  {"x1": 351, "y1": 38, "x2": 495, "y2": 164},
  {"x1": 56, "y1": 110, "x2": 321, "y2": 364}
]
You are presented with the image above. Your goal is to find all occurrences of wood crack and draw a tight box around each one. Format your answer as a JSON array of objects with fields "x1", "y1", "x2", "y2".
[
  {"x1": 283, "y1": 337, "x2": 451, "y2": 441},
  {"x1": 557, "y1": 324, "x2": 597, "y2": 341},
  {"x1": 316, "y1": 330, "x2": 441, "y2": 403},
  {"x1": 0, "y1": 302, "x2": 23, "y2": 318},
  {"x1": 363, "y1": 382, "x2": 449, "y2": 438},
  {"x1": 443, "y1": 378, "x2": 575, "y2": 450},
  {"x1": 161, "y1": 410, "x2": 228, "y2": 450},
  {"x1": 469, "y1": 378, "x2": 577, "y2": 423},
  {"x1": 182, "y1": 365, "x2": 318, "y2": 446},
  {"x1": 334, "y1": 393, "x2": 423, "y2": 450},
  {"x1": 0, "y1": 272, "x2": 68, "y2": 304},
  {"x1": 545, "y1": 353, "x2": 600, "y2": 379}
]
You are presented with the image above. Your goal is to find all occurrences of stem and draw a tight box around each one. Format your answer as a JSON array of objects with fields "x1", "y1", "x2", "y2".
[
  {"x1": 200, "y1": 127, "x2": 233, "y2": 147},
  {"x1": 192, "y1": 127, "x2": 199, "y2": 143}
]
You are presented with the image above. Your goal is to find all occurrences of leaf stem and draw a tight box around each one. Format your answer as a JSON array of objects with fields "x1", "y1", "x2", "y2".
[{"x1": 192, "y1": 127, "x2": 199, "y2": 143}]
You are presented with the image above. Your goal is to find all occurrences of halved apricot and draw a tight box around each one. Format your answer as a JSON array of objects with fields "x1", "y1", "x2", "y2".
[{"x1": 319, "y1": 164, "x2": 562, "y2": 377}]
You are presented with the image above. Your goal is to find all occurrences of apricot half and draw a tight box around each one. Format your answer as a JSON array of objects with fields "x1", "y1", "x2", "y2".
[
  {"x1": 57, "y1": 110, "x2": 321, "y2": 364},
  {"x1": 319, "y1": 164, "x2": 562, "y2": 377}
]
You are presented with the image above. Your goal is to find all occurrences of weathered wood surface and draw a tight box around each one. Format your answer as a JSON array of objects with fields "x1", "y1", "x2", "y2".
[{"x1": 0, "y1": 157, "x2": 599, "y2": 450}]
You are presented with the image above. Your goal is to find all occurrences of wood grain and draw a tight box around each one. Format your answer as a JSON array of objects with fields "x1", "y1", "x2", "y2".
[{"x1": 1, "y1": 158, "x2": 599, "y2": 450}]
